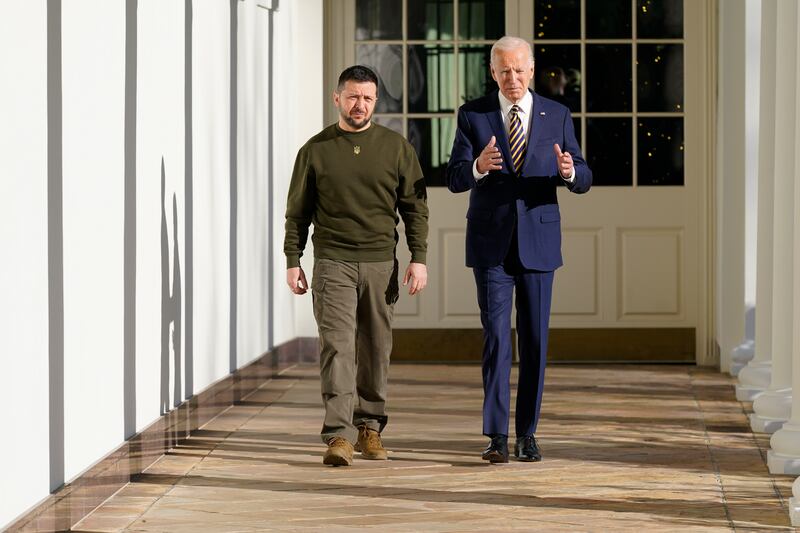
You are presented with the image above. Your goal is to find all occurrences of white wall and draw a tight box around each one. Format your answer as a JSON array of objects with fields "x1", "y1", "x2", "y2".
[
  {"x1": 236, "y1": 0, "x2": 271, "y2": 366},
  {"x1": 273, "y1": 0, "x2": 324, "y2": 343},
  {"x1": 0, "y1": 0, "x2": 51, "y2": 524},
  {"x1": 0, "y1": 0, "x2": 323, "y2": 528},
  {"x1": 136, "y1": 0, "x2": 186, "y2": 425},
  {"x1": 61, "y1": 0, "x2": 127, "y2": 482},
  {"x1": 192, "y1": 0, "x2": 232, "y2": 390}
]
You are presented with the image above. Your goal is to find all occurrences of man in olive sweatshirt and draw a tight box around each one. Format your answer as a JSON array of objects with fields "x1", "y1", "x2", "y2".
[{"x1": 284, "y1": 65, "x2": 429, "y2": 466}]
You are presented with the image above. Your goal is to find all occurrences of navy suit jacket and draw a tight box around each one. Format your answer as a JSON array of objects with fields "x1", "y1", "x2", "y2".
[{"x1": 446, "y1": 90, "x2": 592, "y2": 271}]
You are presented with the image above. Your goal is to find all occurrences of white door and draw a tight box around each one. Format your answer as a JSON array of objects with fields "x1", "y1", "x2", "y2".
[{"x1": 325, "y1": 0, "x2": 714, "y2": 363}]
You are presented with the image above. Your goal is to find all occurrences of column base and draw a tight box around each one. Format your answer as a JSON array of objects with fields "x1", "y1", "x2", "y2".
[
  {"x1": 729, "y1": 362, "x2": 745, "y2": 377},
  {"x1": 729, "y1": 340, "x2": 755, "y2": 377},
  {"x1": 791, "y1": 478, "x2": 800, "y2": 525},
  {"x1": 750, "y1": 388, "x2": 792, "y2": 433},
  {"x1": 791, "y1": 497, "x2": 800, "y2": 526},
  {"x1": 750, "y1": 413, "x2": 785, "y2": 434},
  {"x1": 768, "y1": 423, "x2": 800, "y2": 475},
  {"x1": 768, "y1": 450, "x2": 800, "y2": 475},
  {"x1": 735, "y1": 361, "x2": 772, "y2": 401}
]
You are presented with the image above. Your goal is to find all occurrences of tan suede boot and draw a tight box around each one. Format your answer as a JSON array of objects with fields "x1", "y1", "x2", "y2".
[
  {"x1": 323, "y1": 437, "x2": 354, "y2": 466},
  {"x1": 355, "y1": 425, "x2": 388, "y2": 460}
]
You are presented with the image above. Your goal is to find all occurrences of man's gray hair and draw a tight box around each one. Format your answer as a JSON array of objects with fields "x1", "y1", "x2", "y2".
[{"x1": 490, "y1": 36, "x2": 534, "y2": 67}]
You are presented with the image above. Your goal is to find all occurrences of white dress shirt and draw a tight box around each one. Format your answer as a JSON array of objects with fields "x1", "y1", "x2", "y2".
[{"x1": 473, "y1": 91, "x2": 576, "y2": 183}]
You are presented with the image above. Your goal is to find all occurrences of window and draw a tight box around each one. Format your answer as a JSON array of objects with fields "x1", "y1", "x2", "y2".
[
  {"x1": 353, "y1": 0, "x2": 684, "y2": 186},
  {"x1": 355, "y1": 0, "x2": 504, "y2": 186},
  {"x1": 534, "y1": 0, "x2": 685, "y2": 186}
]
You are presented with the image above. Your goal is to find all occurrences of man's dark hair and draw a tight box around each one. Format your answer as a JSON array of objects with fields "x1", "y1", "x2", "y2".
[{"x1": 337, "y1": 65, "x2": 379, "y2": 92}]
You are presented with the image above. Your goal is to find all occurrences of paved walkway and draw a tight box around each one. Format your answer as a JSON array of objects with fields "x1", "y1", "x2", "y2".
[{"x1": 74, "y1": 364, "x2": 794, "y2": 532}]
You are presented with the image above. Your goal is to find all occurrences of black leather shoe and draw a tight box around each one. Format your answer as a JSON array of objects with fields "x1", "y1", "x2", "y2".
[
  {"x1": 514, "y1": 435, "x2": 542, "y2": 462},
  {"x1": 481, "y1": 434, "x2": 509, "y2": 463}
]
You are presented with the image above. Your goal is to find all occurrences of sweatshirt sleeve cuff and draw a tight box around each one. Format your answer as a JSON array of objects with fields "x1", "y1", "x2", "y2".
[
  {"x1": 410, "y1": 251, "x2": 427, "y2": 265},
  {"x1": 286, "y1": 255, "x2": 301, "y2": 268}
]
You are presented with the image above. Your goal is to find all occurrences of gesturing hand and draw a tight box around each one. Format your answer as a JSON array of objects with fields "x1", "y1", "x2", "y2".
[
  {"x1": 476, "y1": 135, "x2": 503, "y2": 174},
  {"x1": 286, "y1": 267, "x2": 308, "y2": 295},
  {"x1": 553, "y1": 143, "x2": 574, "y2": 179},
  {"x1": 403, "y1": 262, "x2": 427, "y2": 296}
]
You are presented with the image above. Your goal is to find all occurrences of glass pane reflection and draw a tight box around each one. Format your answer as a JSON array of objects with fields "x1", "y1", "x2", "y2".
[
  {"x1": 534, "y1": 0, "x2": 579, "y2": 39},
  {"x1": 638, "y1": 118, "x2": 684, "y2": 186},
  {"x1": 373, "y1": 116, "x2": 403, "y2": 135},
  {"x1": 408, "y1": 118, "x2": 456, "y2": 187},
  {"x1": 586, "y1": 45, "x2": 632, "y2": 112},
  {"x1": 637, "y1": 44, "x2": 683, "y2": 112},
  {"x1": 408, "y1": 45, "x2": 456, "y2": 113},
  {"x1": 459, "y1": 45, "x2": 494, "y2": 103},
  {"x1": 534, "y1": 45, "x2": 581, "y2": 113},
  {"x1": 356, "y1": 44, "x2": 403, "y2": 113},
  {"x1": 587, "y1": 118, "x2": 632, "y2": 186},
  {"x1": 459, "y1": 0, "x2": 504, "y2": 40},
  {"x1": 637, "y1": 0, "x2": 683, "y2": 38},
  {"x1": 356, "y1": 0, "x2": 402, "y2": 40},
  {"x1": 408, "y1": 0, "x2": 454, "y2": 40},
  {"x1": 586, "y1": 0, "x2": 631, "y2": 38}
]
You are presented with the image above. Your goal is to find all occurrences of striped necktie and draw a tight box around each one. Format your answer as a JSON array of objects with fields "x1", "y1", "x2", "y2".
[{"x1": 508, "y1": 104, "x2": 526, "y2": 175}]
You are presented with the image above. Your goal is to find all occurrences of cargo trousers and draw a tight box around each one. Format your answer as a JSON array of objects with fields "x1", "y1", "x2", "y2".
[{"x1": 311, "y1": 258, "x2": 399, "y2": 444}]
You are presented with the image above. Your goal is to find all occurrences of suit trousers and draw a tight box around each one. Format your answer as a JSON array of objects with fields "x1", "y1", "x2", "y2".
[
  {"x1": 311, "y1": 258, "x2": 398, "y2": 444},
  {"x1": 473, "y1": 239, "x2": 554, "y2": 438}
]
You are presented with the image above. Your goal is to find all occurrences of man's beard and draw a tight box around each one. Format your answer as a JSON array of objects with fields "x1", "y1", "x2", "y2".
[{"x1": 340, "y1": 108, "x2": 372, "y2": 129}]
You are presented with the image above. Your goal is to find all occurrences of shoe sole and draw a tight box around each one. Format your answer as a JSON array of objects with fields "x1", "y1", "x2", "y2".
[
  {"x1": 323, "y1": 454, "x2": 352, "y2": 466},
  {"x1": 482, "y1": 450, "x2": 509, "y2": 463},
  {"x1": 515, "y1": 455, "x2": 542, "y2": 462},
  {"x1": 361, "y1": 451, "x2": 388, "y2": 460}
]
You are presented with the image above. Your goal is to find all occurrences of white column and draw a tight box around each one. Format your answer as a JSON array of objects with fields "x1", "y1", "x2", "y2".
[
  {"x1": 751, "y1": 0, "x2": 796, "y2": 435},
  {"x1": 731, "y1": 0, "x2": 763, "y2": 376},
  {"x1": 737, "y1": 0, "x2": 777, "y2": 400},
  {"x1": 717, "y1": 0, "x2": 746, "y2": 374},
  {"x1": 768, "y1": 0, "x2": 800, "y2": 475}
]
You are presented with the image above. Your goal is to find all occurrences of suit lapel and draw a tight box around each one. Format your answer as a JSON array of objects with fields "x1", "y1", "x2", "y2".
[
  {"x1": 485, "y1": 92, "x2": 513, "y2": 175},
  {"x1": 523, "y1": 91, "x2": 545, "y2": 171}
]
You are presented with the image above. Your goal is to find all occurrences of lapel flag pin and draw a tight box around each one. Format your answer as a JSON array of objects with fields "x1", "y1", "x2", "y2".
[{"x1": 539, "y1": 111, "x2": 546, "y2": 116}]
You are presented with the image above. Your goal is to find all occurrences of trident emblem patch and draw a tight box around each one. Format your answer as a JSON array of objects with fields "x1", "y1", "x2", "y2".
[{"x1": 354, "y1": 145, "x2": 361, "y2": 155}]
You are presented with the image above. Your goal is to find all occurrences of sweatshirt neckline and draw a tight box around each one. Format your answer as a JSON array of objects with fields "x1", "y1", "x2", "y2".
[{"x1": 335, "y1": 123, "x2": 374, "y2": 137}]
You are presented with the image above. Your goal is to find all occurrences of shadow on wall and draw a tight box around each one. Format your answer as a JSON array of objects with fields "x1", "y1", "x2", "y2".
[
  {"x1": 161, "y1": 158, "x2": 183, "y2": 415},
  {"x1": 47, "y1": 0, "x2": 65, "y2": 493},
  {"x1": 124, "y1": 0, "x2": 137, "y2": 440}
]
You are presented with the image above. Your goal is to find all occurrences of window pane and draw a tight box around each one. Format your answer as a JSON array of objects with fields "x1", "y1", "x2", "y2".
[
  {"x1": 586, "y1": 45, "x2": 632, "y2": 112},
  {"x1": 534, "y1": 44, "x2": 581, "y2": 113},
  {"x1": 534, "y1": 0, "x2": 580, "y2": 39},
  {"x1": 587, "y1": 118, "x2": 632, "y2": 186},
  {"x1": 373, "y1": 116, "x2": 404, "y2": 135},
  {"x1": 459, "y1": 0, "x2": 504, "y2": 40},
  {"x1": 637, "y1": 44, "x2": 683, "y2": 112},
  {"x1": 356, "y1": 44, "x2": 403, "y2": 113},
  {"x1": 638, "y1": 118, "x2": 684, "y2": 186},
  {"x1": 408, "y1": 0, "x2": 454, "y2": 40},
  {"x1": 586, "y1": 0, "x2": 631, "y2": 38},
  {"x1": 409, "y1": 45, "x2": 456, "y2": 113},
  {"x1": 637, "y1": 0, "x2": 683, "y2": 38},
  {"x1": 356, "y1": 0, "x2": 402, "y2": 40},
  {"x1": 408, "y1": 117, "x2": 456, "y2": 187},
  {"x1": 459, "y1": 45, "x2": 494, "y2": 103}
]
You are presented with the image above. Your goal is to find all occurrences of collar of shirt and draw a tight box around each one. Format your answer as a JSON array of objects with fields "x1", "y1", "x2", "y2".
[{"x1": 498, "y1": 90, "x2": 533, "y2": 136}]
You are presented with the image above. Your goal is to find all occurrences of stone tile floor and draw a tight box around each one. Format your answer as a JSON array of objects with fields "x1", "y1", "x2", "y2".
[{"x1": 71, "y1": 365, "x2": 795, "y2": 532}]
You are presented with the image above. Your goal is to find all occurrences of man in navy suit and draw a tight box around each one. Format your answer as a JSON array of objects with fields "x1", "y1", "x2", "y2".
[{"x1": 446, "y1": 36, "x2": 591, "y2": 463}]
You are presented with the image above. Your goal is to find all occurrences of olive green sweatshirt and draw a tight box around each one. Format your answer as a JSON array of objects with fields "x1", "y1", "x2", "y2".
[{"x1": 284, "y1": 123, "x2": 429, "y2": 268}]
